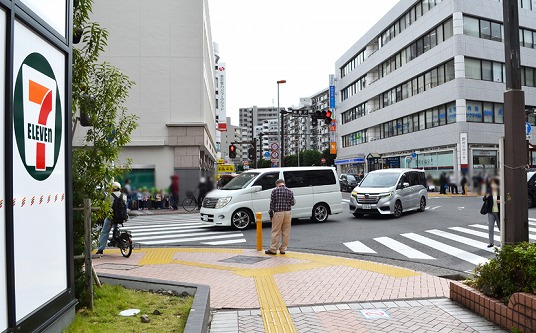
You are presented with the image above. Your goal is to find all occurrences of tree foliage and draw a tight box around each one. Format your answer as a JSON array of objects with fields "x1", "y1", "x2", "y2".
[{"x1": 72, "y1": 0, "x2": 138, "y2": 306}]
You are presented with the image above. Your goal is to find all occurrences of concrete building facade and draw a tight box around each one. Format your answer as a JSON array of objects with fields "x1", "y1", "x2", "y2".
[
  {"x1": 335, "y1": 0, "x2": 536, "y2": 179},
  {"x1": 78, "y1": 0, "x2": 218, "y2": 197}
]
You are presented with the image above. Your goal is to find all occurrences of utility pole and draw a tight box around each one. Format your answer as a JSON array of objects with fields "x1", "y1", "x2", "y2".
[
  {"x1": 280, "y1": 111, "x2": 285, "y2": 167},
  {"x1": 502, "y1": 0, "x2": 529, "y2": 244},
  {"x1": 252, "y1": 138, "x2": 257, "y2": 169}
]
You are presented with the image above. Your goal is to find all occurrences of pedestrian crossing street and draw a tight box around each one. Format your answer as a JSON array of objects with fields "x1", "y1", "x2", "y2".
[
  {"x1": 343, "y1": 218, "x2": 536, "y2": 268},
  {"x1": 124, "y1": 214, "x2": 247, "y2": 246}
]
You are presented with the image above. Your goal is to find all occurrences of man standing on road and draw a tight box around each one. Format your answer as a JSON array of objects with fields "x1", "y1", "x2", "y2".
[{"x1": 266, "y1": 179, "x2": 295, "y2": 255}]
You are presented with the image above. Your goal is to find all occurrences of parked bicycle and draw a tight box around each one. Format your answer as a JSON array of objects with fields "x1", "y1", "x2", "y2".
[
  {"x1": 108, "y1": 222, "x2": 133, "y2": 257},
  {"x1": 182, "y1": 190, "x2": 201, "y2": 212}
]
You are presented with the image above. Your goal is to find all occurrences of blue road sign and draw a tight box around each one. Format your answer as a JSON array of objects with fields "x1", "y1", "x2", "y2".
[
  {"x1": 329, "y1": 86, "x2": 336, "y2": 109},
  {"x1": 526, "y1": 122, "x2": 532, "y2": 135}
]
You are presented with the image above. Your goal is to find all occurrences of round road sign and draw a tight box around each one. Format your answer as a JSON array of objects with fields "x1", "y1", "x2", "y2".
[
  {"x1": 271, "y1": 151, "x2": 280, "y2": 159},
  {"x1": 270, "y1": 142, "x2": 279, "y2": 151}
]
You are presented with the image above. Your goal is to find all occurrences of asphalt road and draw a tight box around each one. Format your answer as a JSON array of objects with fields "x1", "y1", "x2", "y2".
[{"x1": 127, "y1": 193, "x2": 536, "y2": 279}]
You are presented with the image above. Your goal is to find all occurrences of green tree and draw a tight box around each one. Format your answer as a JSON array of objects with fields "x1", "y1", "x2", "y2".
[
  {"x1": 322, "y1": 148, "x2": 337, "y2": 166},
  {"x1": 72, "y1": 0, "x2": 138, "y2": 307}
]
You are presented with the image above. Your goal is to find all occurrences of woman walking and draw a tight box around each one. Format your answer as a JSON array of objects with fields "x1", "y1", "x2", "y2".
[{"x1": 483, "y1": 178, "x2": 500, "y2": 247}]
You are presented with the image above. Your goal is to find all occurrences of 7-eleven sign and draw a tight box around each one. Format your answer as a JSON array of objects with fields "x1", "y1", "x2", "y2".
[{"x1": 13, "y1": 52, "x2": 62, "y2": 181}]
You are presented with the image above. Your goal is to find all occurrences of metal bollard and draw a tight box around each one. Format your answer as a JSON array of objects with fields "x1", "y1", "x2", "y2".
[
  {"x1": 256, "y1": 212, "x2": 262, "y2": 251},
  {"x1": 465, "y1": 185, "x2": 468, "y2": 196}
]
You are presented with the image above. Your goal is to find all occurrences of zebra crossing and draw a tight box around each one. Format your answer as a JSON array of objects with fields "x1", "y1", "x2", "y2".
[
  {"x1": 123, "y1": 214, "x2": 247, "y2": 246},
  {"x1": 343, "y1": 218, "x2": 536, "y2": 269}
]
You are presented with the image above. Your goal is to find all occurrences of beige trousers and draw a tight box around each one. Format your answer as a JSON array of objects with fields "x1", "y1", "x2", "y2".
[{"x1": 270, "y1": 211, "x2": 292, "y2": 252}]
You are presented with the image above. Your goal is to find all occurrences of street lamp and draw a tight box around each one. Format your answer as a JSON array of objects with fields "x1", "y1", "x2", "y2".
[{"x1": 277, "y1": 80, "x2": 286, "y2": 166}]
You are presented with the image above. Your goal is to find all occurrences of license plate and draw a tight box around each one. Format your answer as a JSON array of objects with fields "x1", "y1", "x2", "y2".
[
  {"x1": 362, "y1": 204, "x2": 372, "y2": 210},
  {"x1": 201, "y1": 215, "x2": 208, "y2": 221}
]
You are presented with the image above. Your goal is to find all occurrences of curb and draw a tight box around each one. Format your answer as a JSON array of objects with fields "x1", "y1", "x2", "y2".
[{"x1": 98, "y1": 273, "x2": 210, "y2": 333}]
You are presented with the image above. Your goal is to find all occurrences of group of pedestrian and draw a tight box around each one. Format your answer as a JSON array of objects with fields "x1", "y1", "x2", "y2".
[{"x1": 439, "y1": 172, "x2": 468, "y2": 195}]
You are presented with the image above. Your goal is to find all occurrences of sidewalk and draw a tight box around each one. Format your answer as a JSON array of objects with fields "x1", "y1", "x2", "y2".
[{"x1": 93, "y1": 247, "x2": 505, "y2": 333}]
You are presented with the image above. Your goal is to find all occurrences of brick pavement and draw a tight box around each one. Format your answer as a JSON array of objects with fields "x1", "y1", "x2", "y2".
[{"x1": 92, "y1": 247, "x2": 504, "y2": 332}]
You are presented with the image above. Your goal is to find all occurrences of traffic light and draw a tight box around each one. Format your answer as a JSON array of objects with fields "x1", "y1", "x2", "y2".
[
  {"x1": 325, "y1": 110, "x2": 333, "y2": 125},
  {"x1": 316, "y1": 111, "x2": 323, "y2": 119},
  {"x1": 311, "y1": 115, "x2": 318, "y2": 127},
  {"x1": 229, "y1": 145, "x2": 237, "y2": 158},
  {"x1": 248, "y1": 147, "x2": 256, "y2": 160}
]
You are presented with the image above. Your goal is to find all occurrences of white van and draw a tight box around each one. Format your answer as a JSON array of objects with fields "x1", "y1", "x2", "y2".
[{"x1": 200, "y1": 167, "x2": 343, "y2": 229}]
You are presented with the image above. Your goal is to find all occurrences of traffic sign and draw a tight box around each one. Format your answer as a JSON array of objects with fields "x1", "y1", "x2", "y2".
[
  {"x1": 263, "y1": 151, "x2": 270, "y2": 158},
  {"x1": 271, "y1": 151, "x2": 280, "y2": 159},
  {"x1": 411, "y1": 152, "x2": 417, "y2": 158},
  {"x1": 527, "y1": 122, "x2": 532, "y2": 135},
  {"x1": 270, "y1": 142, "x2": 279, "y2": 151}
]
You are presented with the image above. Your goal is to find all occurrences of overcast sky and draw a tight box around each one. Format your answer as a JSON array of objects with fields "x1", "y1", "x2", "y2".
[{"x1": 208, "y1": 0, "x2": 400, "y2": 125}]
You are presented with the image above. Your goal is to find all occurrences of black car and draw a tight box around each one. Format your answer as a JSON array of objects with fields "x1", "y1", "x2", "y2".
[
  {"x1": 339, "y1": 174, "x2": 358, "y2": 192},
  {"x1": 528, "y1": 171, "x2": 536, "y2": 207}
]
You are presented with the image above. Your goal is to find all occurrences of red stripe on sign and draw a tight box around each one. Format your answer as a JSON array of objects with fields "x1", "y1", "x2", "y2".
[{"x1": 36, "y1": 142, "x2": 45, "y2": 170}]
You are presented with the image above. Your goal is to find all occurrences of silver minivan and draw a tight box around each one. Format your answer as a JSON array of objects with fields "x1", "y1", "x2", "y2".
[{"x1": 349, "y1": 168, "x2": 428, "y2": 218}]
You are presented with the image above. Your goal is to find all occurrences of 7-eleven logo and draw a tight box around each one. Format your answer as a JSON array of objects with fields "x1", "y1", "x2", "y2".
[{"x1": 14, "y1": 52, "x2": 62, "y2": 181}]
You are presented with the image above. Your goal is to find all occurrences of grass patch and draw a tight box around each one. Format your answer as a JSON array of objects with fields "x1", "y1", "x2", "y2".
[{"x1": 64, "y1": 284, "x2": 193, "y2": 333}]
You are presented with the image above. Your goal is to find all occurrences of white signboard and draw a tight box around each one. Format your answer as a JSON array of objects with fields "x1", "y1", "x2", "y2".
[
  {"x1": 0, "y1": 9, "x2": 7, "y2": 332},
  {"x1": 460, "y1": 132, "x2": 468, "y2": 166},
  {"x1": 20, "y1": 0, "x2": 66, "y2": 37},
  {"x1": 12, "y1": 21, "x2": 67, "y2": 320}
]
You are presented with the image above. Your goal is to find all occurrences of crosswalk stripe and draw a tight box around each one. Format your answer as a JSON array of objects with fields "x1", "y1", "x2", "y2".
[
  {"x1": 448, "y1": 227, "x2": 500, "y2": 241},
  {"x1": 343, "y1": 241, "x2": 376, "y2": 253},
  {"x1": 430, "y1": 206, "x2": 441, "y2": 210},
  {"x1": 125, "y1": 224, "x2": 212, "y2": 233},
  {"x1": 128, "y1": 228, "x2": 214, "y2": 237},
  {"x1": 425, "y1": 229, "x2": 495, "y2": 252},
  {"x1": 133, "y1": 231, "x2": 240, "y2": 241},
  {"x1": 528, "y1": 218, "x2": 536, "y2": 222},
  {"x1": 201, "y1": 239, "x2": 248, "y2": 245},
  {"x1": 469, "y1": 224, "x2": 536, "y2": 240},
  {"x1": 401, "y1": 233, "x2": 490, "y2": 266},
  {"x1": 126, "y1": 221, "x2": 203, "y2": 228},
  {"x1": 139, "y1": 233, "x2": 245, "y2": 245},
  {"x1": 373, "y1": 237, "x2": 434, "y2": 259}
]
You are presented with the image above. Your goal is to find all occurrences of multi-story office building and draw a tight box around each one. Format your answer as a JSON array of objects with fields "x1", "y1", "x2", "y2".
[
  {"x1": 335, "y1": 0, "x2": 536, "y2": 179},
  {"x1": 239, "y1": 106, "x2": 283, "y2": 161},
  {"x1": 214, "y1": 42, "x2": 226, "y2": 158},
  {"x1": 310, "y1": 89, "x2": 332, "y2": 153},
  {"x1": 78, "y1": 0, "x2": 218, "y2": 197}
]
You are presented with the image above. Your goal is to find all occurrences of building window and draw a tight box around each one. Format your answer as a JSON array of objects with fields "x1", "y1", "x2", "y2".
[
  {"x1": 464, "y1": 16, "x2": 480, "y2": 37},
  {"x1": 494, "y1": 103, "x2": 504, "y2": 124},
  {"x1": 465, "y1": 58, "x2": 482, "y2": 80},
  {"x1": 491, "y1": 22, "x2": 502, "y2": 42},
  {"x1": 480, "y1": 20, "x2": 492, "y2": 40},
  {"x1": 482, "y1": 60, "x2": 493, "y2": 81},
  {"x1": 466, "y1": 101, "x2": 483, "y2": 122},
  {"x1": 483, "y1": 102, "x2": 494, "y2": 123},
  {"x1": 447, "y1": 102, "x2": 457, "y2": 124}
]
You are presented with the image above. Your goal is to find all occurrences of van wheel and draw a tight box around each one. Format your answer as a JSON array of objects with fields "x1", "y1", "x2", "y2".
[
  {"x1": 418, "y1": 197, "x2": 426, "y2": 212},
  {"x1": 393, "y1": 201, "x2": 403, "y2": 218},
  {"x1": 312, "y1": 203, "x2": 329, "y2": 223},
  {"x1": 231, "y1": 209, "x2": 253, "y2": 230}
]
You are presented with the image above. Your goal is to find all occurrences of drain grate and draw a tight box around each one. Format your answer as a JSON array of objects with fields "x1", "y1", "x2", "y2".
[
  {"x1": 95, "y1": 263, "x2": 139, "y2": 271},
  {"x1": 219, "y1": 255, "x2": 271, "y2": 265}
]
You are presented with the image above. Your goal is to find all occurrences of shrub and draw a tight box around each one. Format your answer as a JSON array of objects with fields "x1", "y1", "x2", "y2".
[{"x1": 468, "y1": 242, "x2": 536, "y2": 303}]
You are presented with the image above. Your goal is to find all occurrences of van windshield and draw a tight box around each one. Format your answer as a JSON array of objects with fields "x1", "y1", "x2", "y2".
[
  {"x1": 359, "y1": 172, "x2": 400, "y2": 188},
  {"x1": 221, "y1": 173, "x2": 259, "y2": 190}
]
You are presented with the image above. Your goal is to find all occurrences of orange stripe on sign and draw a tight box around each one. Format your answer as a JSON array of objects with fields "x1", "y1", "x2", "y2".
[{"x1": 29, "y1": 80, "x2": 50, "y2": 105}]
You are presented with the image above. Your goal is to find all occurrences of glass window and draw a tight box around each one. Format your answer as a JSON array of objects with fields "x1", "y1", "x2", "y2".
[
  {"x1": 419, "y1": 111, "x2": 426, "y2": 130},
  {"x1": 444, "y1": 18, "x2": 453, "y2": 39},
  {"x1": 430, "y1": 67, "x2": 438, "y2": 87},
  {"x1": 310, "y1": 170, "x2": 336, "y2": 186},
  {"x1": 425, "y1": 71, "x2": 432, "y2": 90},
  {"x1": 402, "y1": 116, "x2": 409, "y2": 134},
  {"x1": 466, "y1": 101, "x2": 483, "y2": 122},
  {"x1": 491, "y1": 22, "x2": 502, "y2": 42},
  {"x1": 522, "y1": 0, "x2": 531, "y2": 9},
  {"x1": 480, "y1": 20, "x2": 491, "y2": 40},
  {"x1": 437, "y1": 64, "x2": 445, "y2": 85},
  {"x1": 418, "y1": 75, "x2": 425, "y2": 93},
  {"x1": 253, "y1": 173, "x2": 280, "y2": 191},
  {"x1": 432, "y1": 107, "x2": 439, "y2": 127},
  {"x1": 412, "y1": 77, "x2": 419, "y2": 96},
  {"x1": 396, "y1": 86, "x2": 402, "y2": 102},
  {"x1": 402, "y1": 81, "x2": 409, "y2": 99},
  {"x1": 423, "y1": 32, "x2": 431, "y2": 52},
  {"x1": 416, "y1": 38, "x2": 424, "y2": 56},
  {"x1": 401, "y1": 49, "x2": 407, "y2": 66},
  {"x1": 482, "y1": 60, "x2": 493, "y2": 81},
  {"x1": 437, "y1": 24, "x2": 444, "y2": 43},
  {"x1": 483, "y1": 102, "x2": 494, "y2": 123},
  {"x1": 284, "y1": 171, "x2": 313, "y2": 188},
  {"x1": 416, "y1": 2, "x2": 423, "y2": 19},
  {"x1": 494, "y1": 103, "x2": 504, "y2": 124},
  {"x1": 430, "y1": 29, "x2": 437, "y2": 48},
  {"x1": 502, "y1": 63, "x2": 506, "y2": 82},
  {"x1": 413, "y1": 114, "x2": 420, "y2": 131},
  {"x1": 524, "y1": 29, "x2": 534, "y2": 48},
  {"x1": 439, "y1": 105, "x2": 447, "y2": 125},
  {"x1": 465, "y1": 58, "x2": 482, "y2": 80},
  {"x1": 463, "y1": 16, "x2": 480, "y2": 38},
  {"x1": 409, "y1": 44, "x2": 417, "y2": 61},
  {"x1": 526, "y1": 68, "x2": 534, "y2": 87},
  {"x1": 493, "y1": 62, "x2": 503, "y2": 82},
  {"x1": 447, "y1": 102, "x2": 457, "y2": 124},
  {"x1": 426, "y1": 110, "x2": 433, "y2": 128},
  {"x1": 423, "y1": 0, "x2": 430, "y2": 14},
  {"x1": 445, "y1": 60, "x2": 455, "y2": 81},
  {"x1": 400, "y1": 17, "x2": 406, "y2": 32},
  {"x1": 405, "y1": 11, "x2": 412, "y2": 27}
]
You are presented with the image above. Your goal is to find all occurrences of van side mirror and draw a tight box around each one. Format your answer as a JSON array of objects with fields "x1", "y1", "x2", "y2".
[
  {"x1": 403, "y1": 182, "x2": 410, "y2": 188},
  {"x1": 251, "y1": 186, "x2": 262, "y2": 193}
]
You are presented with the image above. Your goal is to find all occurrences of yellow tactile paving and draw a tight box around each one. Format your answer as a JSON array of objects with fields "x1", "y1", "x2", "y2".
[{"x1": 254, "y1": 275, "x2": 297, "y2": 333}]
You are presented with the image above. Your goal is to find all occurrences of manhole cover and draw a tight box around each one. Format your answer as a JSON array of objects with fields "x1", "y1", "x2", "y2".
[
  {"x1": 219, "y1": 255, "x2": 271, "y2": 265},
  {"x1": 95, "y1": 263, "x2": 139, "y2": 271}
]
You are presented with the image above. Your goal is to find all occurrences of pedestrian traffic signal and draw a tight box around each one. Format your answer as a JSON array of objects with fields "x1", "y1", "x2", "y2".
[
  {"x1": 325, "y1": 110, "x2": 333, "y2": 125},
  {"x1": 311, "y1": 115, "x2": 318, "y2": 127},
  {"x1": 229, "y1": 145, "x2": 237, "y2": 158},
  {"x1": 248, "y1": 147, "x2": 256, "y2": 160}
]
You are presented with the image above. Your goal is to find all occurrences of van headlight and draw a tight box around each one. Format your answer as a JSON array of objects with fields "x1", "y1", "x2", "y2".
[
  {"x1": 379, "y1": 192, "x2": 393, "y2": 198},
  {"x1": 215, "y1": 197, "x2": 232, "y2": 209}
]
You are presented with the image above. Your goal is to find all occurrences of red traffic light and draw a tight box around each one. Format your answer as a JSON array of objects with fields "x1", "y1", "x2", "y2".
[
  {"x1": 230, "y1": 145, "x2": 236, "y2": 152},
  {"x1": 325, "y1": 110, "x2": 332, "y2": 118}
]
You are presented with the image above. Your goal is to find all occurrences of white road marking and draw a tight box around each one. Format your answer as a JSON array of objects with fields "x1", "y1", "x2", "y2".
[
  {"x1": 201, "y1": 239, "x2": 247, "y2": 245},
  {"x1": 430, "y1": 206, "x2": 441, "y2": 210},
  {"x1": 132, "y1": 231, "x2": 240, "y2": 241},
  {"x1": 401, "y1": 233, "x2": 490, "y2": 266},
  {"x1": 469, "y1": 224, "x2": 536, "y2": 240},
  {"x1": 128, "y1": 227, "x2": 215, "y2": 237},
  {"x1": 426, "y1": 229, "x2": 495, "y2": 252},
  {"x1": 374, "y1": 237, "x2": 435, "y2": 259},
  {"x1": 138, "y1": 234, "x2": 245, "y2": 245},
  {"x1": 343, "y1": 241, "x2": 377, "y2": 254},
  {"x1": 125, "y1": 224, "x2": 213, "y2": 232},
  {"x1": 448, "y1": 227, "x2": 500, "y2": 242}
]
